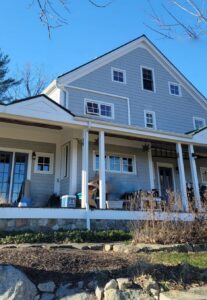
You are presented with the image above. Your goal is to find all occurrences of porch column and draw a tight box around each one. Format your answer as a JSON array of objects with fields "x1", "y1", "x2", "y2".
[
  {"x1": 148, "y1": 146, "x2": 155, "y2": 189},
  {"x1": 81, "y1": 129, "x2": 89, "y2": 209},
  {"x1": 99, "y1": 131, "x2": 106, "y2": 209},
  {"x1": 188, "y1": 144, "x2": 202, "y2": 211},
  {"x1": 69, "y1": 139, "x2": 78, "y2": 195},
  {"x1": 54, "y1": 143, "x2": 61, "y2": 195},
  {"x1": 176, "y1": 143, "x2": 188, "y2": 211}
]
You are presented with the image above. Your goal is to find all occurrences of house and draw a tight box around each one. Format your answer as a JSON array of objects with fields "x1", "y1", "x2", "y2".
[{"x1": 0, "y1": 35, "x2": 207, "y2": 230}]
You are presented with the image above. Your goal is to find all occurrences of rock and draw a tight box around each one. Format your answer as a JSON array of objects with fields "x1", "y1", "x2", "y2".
[
  {"x1": 59, "y1": 292, "x2": 95, "y2": 299},
  {"x1": 55, "y1": 283, "x2": 74, "y2": 298},
  {"x1": 40, "y1": 293, "x2": 55, "y2": 300},
  {"x1": 113, "y1": 244, "x2": 125, "y2": 253},
  {"x1": 38, "y1": 281, "x2": 56, "y2": 293},
  {"x1": 104, "y1": 289, "x2": 122, "y2": 300},
  {"x1": 160, "y1": 285, "x2": 207, "y2": 300},
  {"x1": 104, "y1": 244, "x2": 113, "y2": 252},
  {"x1": 87, "y1": 280, "x2": 97, "y2": 290},
  {"x1": 34, "y1": 295, "x2": 41, "y2": 300},
  {"x1": 95, "y1": 286, "x2": 104, "y2": 300},
  {"x1": 77, "y1": 281, "x2": 84, "y2": 289},
  {"x1": 81, "y1": 246, "x2": 90, "y2": 250},
  {"x1": 89, "y1": 244, "x2": 103, "y2": 251},
  {"x1": 0, "y1": 265, "x2": 37, "y2": 300},
  {"x1": 104, "y1": 279, "x2": 118, "y2": 291},
  {"x1": 116, "y1": 278, "x2": 132, "y2": 290}
]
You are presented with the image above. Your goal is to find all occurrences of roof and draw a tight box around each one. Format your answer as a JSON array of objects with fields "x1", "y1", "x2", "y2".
[{"x1": 0, "y1": 94, "x2": 75, "y2": 117}]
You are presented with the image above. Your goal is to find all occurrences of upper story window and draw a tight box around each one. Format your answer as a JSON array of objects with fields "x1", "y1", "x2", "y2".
[
  {"x1": 144, "y1": 110, "x2": 157, "y2": 129},
  {"x1": 85, "y1": 99, "x2": 114, "y2": 119},
  {"x1": 34, "y1": 152, "x2": 54, "y2": 174},
  {"x1": 141, "y1": 66, "x2": 155, "y2": 92},
  {"x1": 94, "y1": 152, "x2": 136, "y2": 174},
  {"x1": 193, "y1": 117, "x2": 206, "y2": 130},
  {"x1": 169, "y1": 82, "x2": 182, "y2": 96},
  {"x1": 111, "y1": 67, "x2": 126, "y2": 84}
]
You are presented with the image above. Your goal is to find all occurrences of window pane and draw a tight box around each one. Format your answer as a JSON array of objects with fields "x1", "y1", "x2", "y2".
[
  {"x1": 100, "y1": 104, "x2": 112, "y2": 117},
  {"x1": 143, "y1": 68, "x2": 153, "y2": 91},
  {"x1": 86, "y1": 102, "x2": 99, "y2": 115},
  {"x1": 113, "y1": 70, "x2": 124, "y2": 82},
  {"x1": 123, "y1": 157, "x2": 133, "y2": 173},
  {"x1": 109, "y1": 156, "x2": 120, "y2": 171},
  {"x1": 195, "y1": 119, "x2": 204, "y2": 129},
  {"x1": 201, "y1": 168, "x2": 207, "y2": 182},
  {"x1": 170, "y1": 84, "x2": 180, "y2": 95},
  {"x1": 145, "y1": 112, "x2": 154, "y2": 128}
]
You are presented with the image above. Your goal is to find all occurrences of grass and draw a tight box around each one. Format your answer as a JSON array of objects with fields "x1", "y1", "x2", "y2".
[
  {"x1": 0, "y1": 229, "x2": 132, "y2": 244},
  {"x1": 145, "y1": 251, "x2": 207, "y2": 269}
]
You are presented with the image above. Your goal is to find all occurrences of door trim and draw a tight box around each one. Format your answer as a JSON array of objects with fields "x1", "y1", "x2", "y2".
[
  {"x1": 157, "y1": 162, "x2": 176, "y2": 196},
  {"x1": 0, "y1": 147, "x2": 32, "y2": 202}
]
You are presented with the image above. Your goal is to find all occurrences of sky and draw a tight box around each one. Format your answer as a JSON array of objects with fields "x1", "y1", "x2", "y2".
[{"x1": 0, "y1": 0, "x2": 207, "y2": 97}]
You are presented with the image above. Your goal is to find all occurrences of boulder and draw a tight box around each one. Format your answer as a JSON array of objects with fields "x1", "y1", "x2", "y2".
[
  {"x1": 0, "y1": 265, "x2": 37, "y2": 300},
  {"x1": 95, "y1": 286, "x2": 104, "y2": 300},
  {"x1": 104, "y1": 244, "x2": 113, "y2": 252},
  {"x1": 38, "y1": 281, "x2": 56, "y2": 293},
  {"x1": 104, "y1": 279, "x2": 118, "y2": 291},
  {"x1": 55, "y1": 283, "x2": 74, "y2": 298},
  {"x1": 104, "y1": 289, "x2": 122, "y2": 300},
  {"x1": 59, "y1": 292, "x2": 95, "y2": 299},
  {"x1": 40, "y1": 293, "x2": 55, "y2": 300},
  {"x1": 116, "y1": 278, "x2": 132, "y2": 290}
]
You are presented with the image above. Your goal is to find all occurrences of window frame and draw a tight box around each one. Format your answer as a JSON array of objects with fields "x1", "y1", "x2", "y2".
[
  {"x1": 84, "y1": 99, "x2": 114, "y2": 119},
  {"x1": 111, "y1": 67, "x2": 126, "y2": 84},
  {"x1": 140, "y1": 66, "x2": 156, "y2": 93},
  {"x1": 34, "y1": 152, "x2": 54, "y2": 175},
  {"x1": 61, "y1": 144, "x2": 69, "y2": 179},
  {"x1": 193, "y1": 117, "x2": 206, "y2": 130},
  {"x1": 200, "y1": 167, "x2": 207, "y2": 184},
  {"x1": 168, "y1": 82, "x2": 182, "y2": 97},
  {"x1": 93, "y1": 151, "x2": 136, "y2": 175},
  {"x1": 144, "y1": 110, "x2": 157, "y2": 129}
]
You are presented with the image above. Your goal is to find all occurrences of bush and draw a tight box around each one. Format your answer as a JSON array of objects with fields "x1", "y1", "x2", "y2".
[
  {"x1": 0, "y1": 229, "x2": 132, "y2": 244},
  {"x1": 131, "y1": 215, "x2": 207, "y2": 245}
]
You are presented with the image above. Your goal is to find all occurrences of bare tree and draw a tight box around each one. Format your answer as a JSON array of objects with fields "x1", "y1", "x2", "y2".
[
  {"x1": 146, "y1": 0, "x2": 207, "y2": 40},
  {"x1": 8, "y1": 64, "x2": 50, "y2": 100},
  {"x1": 29, "y1": 0, "x2": 111, "y2": 38}
]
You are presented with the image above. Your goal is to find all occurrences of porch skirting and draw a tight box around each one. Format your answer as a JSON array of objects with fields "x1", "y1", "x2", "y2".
[{"x1": 0, "y1": 208, "x2": 195, "y2": 231}]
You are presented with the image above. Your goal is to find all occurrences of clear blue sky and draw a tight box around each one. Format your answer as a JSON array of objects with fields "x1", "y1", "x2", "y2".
[{"x1": 0, "y1": 0, "x2": 206, "y2": 96}]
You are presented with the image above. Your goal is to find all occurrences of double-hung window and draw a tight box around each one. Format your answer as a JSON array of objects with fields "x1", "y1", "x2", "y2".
[
  {"x1": 144, "y1": 111, "x2": 156, "y2": 129},
  {"x1": 94, "y1": 152, "x2": 136, "y2": 174},
  {"x1": 141, "y1": 67, "x2": 155, "y2": 92},
  {"x1": 169, "y1": 82, "x2": 181, "y2": 96},
  {"x1": 201, "y1": 167, "x2": 207, "y2": 183},
  {"x1": 85, "y1": 99, "x2": 113, "y2": 119},
  {"x1": 111, "y1": 67, "x2": 126, "y2": 84},
  {"x1": 193, "y1": 117, "x2": 206, "y2": 130}
]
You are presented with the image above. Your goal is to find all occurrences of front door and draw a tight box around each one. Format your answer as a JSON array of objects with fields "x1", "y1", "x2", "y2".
[
  {"x1": 158, "y1": 166, "x2": 174, "y2": 198},
  {"x1": 0, "y1": 151, "x2": 28, "y2": 203}
]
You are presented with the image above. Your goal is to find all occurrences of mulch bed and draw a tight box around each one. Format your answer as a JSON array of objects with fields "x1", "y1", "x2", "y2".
[{"x1": 0, "y1": 247, "x2": 136, "y2": 284}]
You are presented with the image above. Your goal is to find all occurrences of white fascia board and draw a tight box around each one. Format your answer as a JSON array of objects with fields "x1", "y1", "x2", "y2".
[{"x1": 43, "y1": 79, "x2": 57, "y2": 94}]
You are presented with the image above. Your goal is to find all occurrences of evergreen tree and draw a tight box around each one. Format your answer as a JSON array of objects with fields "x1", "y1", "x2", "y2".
[{"x1": 0, "y1": 49, "x2": 21, "y2": 101}]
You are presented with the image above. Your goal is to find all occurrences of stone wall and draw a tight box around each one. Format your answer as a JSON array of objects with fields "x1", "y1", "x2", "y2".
[{"x1": 0, "y1": 218, "x2": 131, "y2": 232}]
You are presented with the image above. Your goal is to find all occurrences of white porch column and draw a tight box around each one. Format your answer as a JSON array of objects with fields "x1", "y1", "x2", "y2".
[
  {"x1": 54, "y1": 143, "x2": 61, "y2": 195},
  {"x1": 188, "y1": 144, "x2": 202, "y2": 211},
  {"x1": 69, "y1": 139, "x2": 78, "y2": 195},
  {"x1": 176, "y1": 143, "x2": 188, "y2": 212},
  {"x1": 81, "y1": 129, "x2": 89, "y2": 210},
  {"x1": 99, "y1": 131, "x2": 106, "y2": 209},
  {"x1": 148, "y1": 147, "x2": 155, "y2": 190}
]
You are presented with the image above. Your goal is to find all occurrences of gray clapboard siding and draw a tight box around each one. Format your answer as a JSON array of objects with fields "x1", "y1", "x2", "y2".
[{"x1": 69, "y1": 47, "x2": 207, "y2": 134}]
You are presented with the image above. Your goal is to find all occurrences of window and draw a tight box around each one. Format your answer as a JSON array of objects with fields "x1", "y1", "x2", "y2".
[
  {"x1": 144, "y1": 111, "x2": 156, "y2": 129},
  {"x1": 193, "y1": 117, "x2": 205, "y2": 130},
  {"x1": 61, "y1": 144, "x2": 69, "y2": 178},
  {"x1": 34, "y1": 153, "x2": 54, "y2": 174},
  {"x1": 111, "y1": 68, "x2": 126, "y2": 83},
  {"x1": 201, "y1": 167, "x2": 207, "y2": 183},
  {"x1": 169, "y1": 82, "x2": 181, "y2": 96},
  {"x1": 94, "y1": 152, "x2": 136, "y2": 174},
  {"x1": 85, "y1": 99, "x2": 114, "y2": 119},
  {"x1": 141, "y1": 67, "x2": 155, "y2": 92}
]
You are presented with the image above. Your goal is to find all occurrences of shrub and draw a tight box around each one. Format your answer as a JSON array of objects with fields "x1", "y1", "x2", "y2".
[{"x1": 0, "y1": 229, "x2": 132, "y2": 244}]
